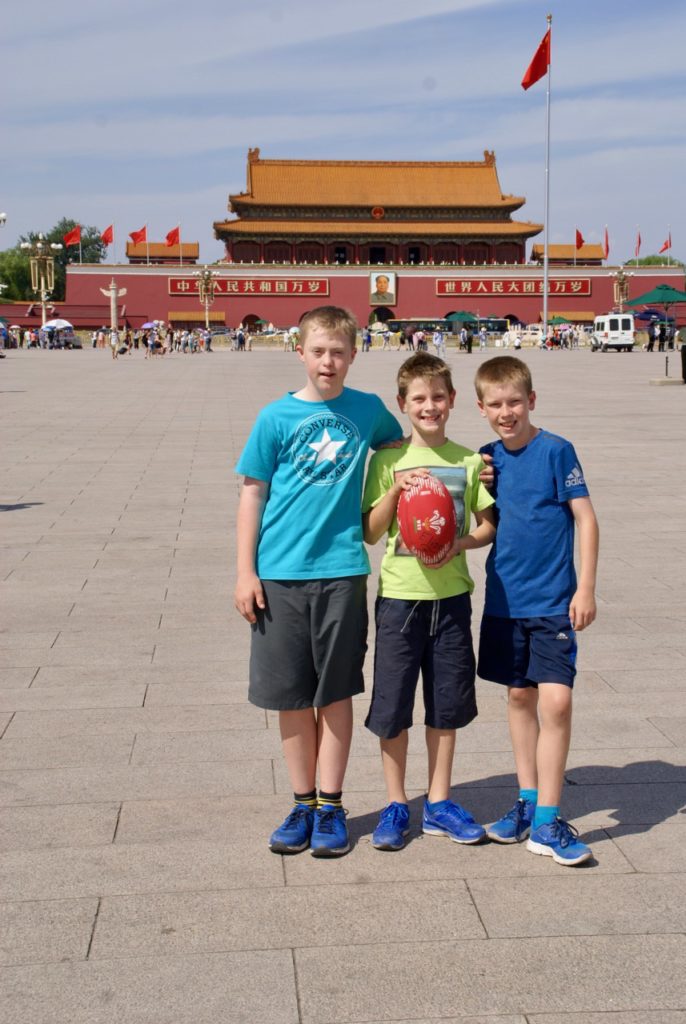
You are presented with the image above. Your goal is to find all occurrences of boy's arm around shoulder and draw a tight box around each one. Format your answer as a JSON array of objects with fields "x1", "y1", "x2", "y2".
[
  {"x1": 234, "y1": 476, "x2": 269, "y2": 623},
  {"x1": 568, "y1": 495, "x2": 599, "y2": 631}
]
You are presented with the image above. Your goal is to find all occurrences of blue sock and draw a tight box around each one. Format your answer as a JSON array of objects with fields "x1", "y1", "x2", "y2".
[
  {"x1": 519, "y1": 788, "x2": 538, "y2": 805},
  {"x1": 426, "y1": 798, "x2": 448, "y2": 811},
  {"x1": 534, "y1": 805, "x2": 559, "y2": 829}
]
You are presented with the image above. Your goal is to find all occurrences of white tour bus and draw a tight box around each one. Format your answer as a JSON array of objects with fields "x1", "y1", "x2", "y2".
[{"x1": 591, "y1": 312, "x2": 636, "y2": 353}]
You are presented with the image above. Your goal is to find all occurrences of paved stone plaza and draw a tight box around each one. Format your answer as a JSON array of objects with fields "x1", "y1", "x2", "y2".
[{"x1": 1, "y1": 344, "x2": 685, "y2": 1024}]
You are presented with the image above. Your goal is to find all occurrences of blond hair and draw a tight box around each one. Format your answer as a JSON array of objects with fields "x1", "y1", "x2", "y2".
[
  {"x1": 299, "y1": 306, "x2": 358, "y2": 348},
  {"x1": 397, "y1": 353, "x2": 454, "y2": 399},
  {"x1": 474, "y1": 356, "x2": 533, "y2": 400}
]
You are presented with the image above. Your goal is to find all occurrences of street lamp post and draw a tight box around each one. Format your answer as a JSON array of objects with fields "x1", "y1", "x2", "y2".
[
  {"x1": 610, "y1": 266, "x2": 633, "y2": 313},
  {"x1": 0, "y1": 214, "x2": 7, "y2": 297},
  {"x1": 195, "y1": 265, "x2": 219, "y2": 331},
  {"x1": 20, "y1": 233, "x2": 63, "y2": 326}
]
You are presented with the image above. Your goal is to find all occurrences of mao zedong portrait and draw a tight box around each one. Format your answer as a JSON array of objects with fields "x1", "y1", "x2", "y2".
[{"x1": 370, "y1": 273, "x2": 396, "y2": 305}]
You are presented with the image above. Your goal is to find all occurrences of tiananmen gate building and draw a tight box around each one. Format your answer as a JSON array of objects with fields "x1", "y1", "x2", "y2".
[{"x1": 3, "y1": 149, "x2": 683, "y2": 331}]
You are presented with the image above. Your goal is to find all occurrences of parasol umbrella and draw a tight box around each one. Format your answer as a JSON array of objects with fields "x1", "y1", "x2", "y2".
[
  {"x1": 42, "y1": 318, "x2": 73, "y2": 330},
  {"x1": 141, "y1": 322, "x2": 156, "y2": 329},
  {"x1": 549, "y1": 315, "x2": 571, "y2": 326},
  {"x1": 9, "y1": 324, "x2": 22, "y2": 330},
  {"x1": 446, "y1": 311, "x2": 478, "y2": 322},
  {"x1": 626, "y1": 283, "x2": 686, "y2": 308}
]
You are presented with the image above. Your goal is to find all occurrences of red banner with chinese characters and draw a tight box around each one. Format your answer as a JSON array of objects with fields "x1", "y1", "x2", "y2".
[
  {"x1": 436, "y1": 279, "x2": 591, "y2": 296},
  {"x1": 169, "y1": 278, "x2": 329, "y2": 296}
]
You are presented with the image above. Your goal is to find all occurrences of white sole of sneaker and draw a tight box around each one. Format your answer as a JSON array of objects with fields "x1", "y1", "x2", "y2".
[
  {"x1": 527, "y1": 838, "x2": 592, "y2": 866},
  {"x1": 486, "y1": 827, "x2": 531, "y2": 844},
  {"x1": 422, "y1": 826, "x2": 484, "y2": 845}
]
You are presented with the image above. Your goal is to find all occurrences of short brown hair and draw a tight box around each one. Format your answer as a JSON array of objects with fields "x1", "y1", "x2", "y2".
[
  {"x1": 299, "y1": 306, "x2": 358, "y2": 348},
  {"x1": 397, "y1": 353, "x2": 454, "y2": 398},
  {"x1": 474, "y1": 356, "x2": 533, "y2": 400}
]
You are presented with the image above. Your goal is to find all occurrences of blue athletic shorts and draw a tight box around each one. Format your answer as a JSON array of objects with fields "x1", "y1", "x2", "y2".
[
  {"x1": 477, "y1": 614, "x2": 577, "y2": 689},
  {"x1": 365, "y1": 593, "x2": 477, "y2": 739}
]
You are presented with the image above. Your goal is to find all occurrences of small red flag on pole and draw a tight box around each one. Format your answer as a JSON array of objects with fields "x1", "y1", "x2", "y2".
[
  {"x1": 575, "y1": 229, "x2": 584, "y2": 250},
  {"x1": 521, "y1": 28, "x2": 551, "y2": 90},
  {"x1": 634, "y1": 230, "x2": 641, "y2": 259},
  {"x1": 165, "y1": 226, "x2": 180, "y2": 247},
  {"x1": 659, "y1": 232, "x2": 672, "y2": 254},
  {"x1": 101, "y1": 224, "x2": 114, "y2": 245},
  {"x1": 129, "y1": 225, "x2": 147, "y2": 245},
  {"x1": 63, "y1": 225, "x2": 81, "y2": 247},
  {"x1": 603, "y1": 226, "x2": 609, "y2": 260}
]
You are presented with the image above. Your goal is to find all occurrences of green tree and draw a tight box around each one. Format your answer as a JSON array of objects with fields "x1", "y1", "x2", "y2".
[
  {"x1": 11, "y1": 218, "x2": 107, "y2": 301},
  {"x1": 628, "y1": 254, "x2": 684, "y2": 268},
  {"x1": 0, "y1": 247, "x2": 33, "y2": 301}
]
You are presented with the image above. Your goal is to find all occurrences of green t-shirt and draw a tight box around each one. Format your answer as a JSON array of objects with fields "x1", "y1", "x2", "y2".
[{"x1": 362, "y1": 440, "x2": 494, "y2": 600}]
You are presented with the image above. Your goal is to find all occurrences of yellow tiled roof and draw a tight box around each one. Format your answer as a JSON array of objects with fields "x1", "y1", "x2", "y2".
[
  {"x1": 214, "y1": 219, "x2": 542, "y2": 238},
  {"x1": 531, "y1": 244, "x2": 604, "y2": 260},
  {"x1": 126, "y1": 242, "x2": 200, "y2": 258},
  {"x1": 230, "y1": 150, "x2": 524, "y2": 209},
  {"x1": 542, "y1": 310, "x2": 596, "y2": 322}
]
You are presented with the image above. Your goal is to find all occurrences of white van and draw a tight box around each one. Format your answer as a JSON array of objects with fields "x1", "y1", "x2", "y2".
[{"x1": 591, "y1": 312, "x2": 636, "y2": 352}]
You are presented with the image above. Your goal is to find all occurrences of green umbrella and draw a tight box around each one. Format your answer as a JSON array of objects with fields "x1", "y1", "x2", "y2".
[
  {"x1": 626, "y1": 283, "x2": 686, "y2": 307},
  {"x1": 549, "y1": 315, "x2": 571, "y2": 325},
  {"x1": 446, "y1": 311, "x2": 478, "y2": 322}
]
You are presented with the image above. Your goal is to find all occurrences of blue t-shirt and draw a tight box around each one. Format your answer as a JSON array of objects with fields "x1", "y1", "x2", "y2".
[
  {"x1": 236, "y1": 388, "x2": 402, "y2": 580},
  {"x1": 480, "y1": 429, "x2": 590, "y2": 617}
]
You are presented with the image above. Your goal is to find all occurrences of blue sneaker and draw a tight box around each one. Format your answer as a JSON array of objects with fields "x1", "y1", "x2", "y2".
[
  {"x1": 269, "y1": 804, "x2": 314, "y2": 854},
  {"x1": 310, "y1": 804, "x2": 350, "y2": 857},
  {"x1": 486, "y1": 798, "x2": 535, "y2": 844},
  {"x1": 527, "y1": 817, "x2": 592, "y2": 866},
  {"x1": 422, "y1": 799, "x2": 486, "y2": 845},
  {"x1": 372, "y1": 802, "x2": 410, "y2": 851}
]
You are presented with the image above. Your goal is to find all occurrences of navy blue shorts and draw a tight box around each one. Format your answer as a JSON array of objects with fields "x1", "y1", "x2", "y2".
[
  {"x1": 365, "y1": 593, "x2": 477, "y2": 739},
  {"x1": 477, "y1": 614, "x2": 577, "y2": 689}
]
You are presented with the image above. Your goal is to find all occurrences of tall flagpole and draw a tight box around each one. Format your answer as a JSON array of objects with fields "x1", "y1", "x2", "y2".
[
  {"x1": 179, "y1": 223, "x2": 182, "y2": 268},
  {"x1": 146, "y1": 227, "x2": 150, "y2": 266},
  {"x1": 542, "y1": 13, "x2": 552, "y2": 339}
]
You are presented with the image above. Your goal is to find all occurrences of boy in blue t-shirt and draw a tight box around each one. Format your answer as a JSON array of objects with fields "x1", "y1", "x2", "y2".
[
  {"x1": 474, "y1": 356, "x2": 599, "y2": 866},
  {"x1": 234, "y1": 306, "x2": 402, "y2": 858}
]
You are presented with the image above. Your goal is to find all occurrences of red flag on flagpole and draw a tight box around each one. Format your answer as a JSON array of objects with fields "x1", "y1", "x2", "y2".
[
  {"x1": 129, "y1": 225, "x2": 147, "y2": 245},
  {"x1": 165, "y1": 226, "x2": 180, "y2": 247},
  {"x1": 659, "y1": 233, "x2": 672, "y2": 254},
  {"x1": 100, "y1": 224, "x2": 114, "y2": 245},
  {"x1": 63, "y1": 225, "x2": 81, "y2": 247},
  {"x1": 521, "y1": 28, "x2": 551, "y2": 90},
  {"x1": 603, "y1": 226, "x2": 609, "y2": 260},
  {"x1": 634, "y1": 231, "x2": 641, "y2": 258},
  {"x1": 575, "y1": 229, "x2": 584, "y2": 250}
]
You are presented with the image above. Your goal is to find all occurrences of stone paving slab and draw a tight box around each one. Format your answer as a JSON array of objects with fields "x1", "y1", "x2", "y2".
[
  {"x1": 1, "y1": 950, "x2": 299, "y2": 1024},
  {"x1": 90, "y1": 879, "x2": 485, "y2": 959},
  {"x1": 0, "y1": 803, "x2": 120, "y2": 852},
  {"x1": 294, "y1": 935, "x2": 686, "y2": 1022},
  {"x1": 0, "y1": 897, "x2": 98, "y2": 965},
  {"x1": 2, "y1": 349, "x2": 685, "y2": 1022},
  {"x1": 4, "y1": 703, "x2": 267, "y2": 737}
]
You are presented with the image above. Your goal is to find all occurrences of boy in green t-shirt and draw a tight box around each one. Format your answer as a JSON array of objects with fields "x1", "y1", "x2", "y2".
[{"x1": 362, "y1": 353, "x2": 496, "y2": 851}]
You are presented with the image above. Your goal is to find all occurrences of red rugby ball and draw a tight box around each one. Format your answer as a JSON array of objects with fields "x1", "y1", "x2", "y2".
[{"x1": 397, "y1": 475, "x2": 457, "y2": 564}]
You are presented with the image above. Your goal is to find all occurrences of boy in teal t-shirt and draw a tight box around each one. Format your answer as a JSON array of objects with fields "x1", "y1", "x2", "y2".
[{"x1": 362, "y1": 353, "x2": 496, "y2": 851}]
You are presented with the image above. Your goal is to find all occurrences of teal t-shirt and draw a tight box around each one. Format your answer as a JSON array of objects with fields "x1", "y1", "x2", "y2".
[
  {"x1": 362, "y1": 440, "x2": 494, "y2": 600},
  {"x1": 236, "y1": 388, "x2": 402, "y2": 580}
]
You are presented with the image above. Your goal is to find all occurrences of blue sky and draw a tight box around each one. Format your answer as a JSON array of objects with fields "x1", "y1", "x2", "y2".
[{"x1": 3, "y1": 0, "x2": 685, "y2": 265}]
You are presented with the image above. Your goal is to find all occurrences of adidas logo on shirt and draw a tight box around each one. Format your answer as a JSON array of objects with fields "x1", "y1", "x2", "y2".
[{"x1": 564, "y1": 466, "x2": 585, "y2": 488}]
